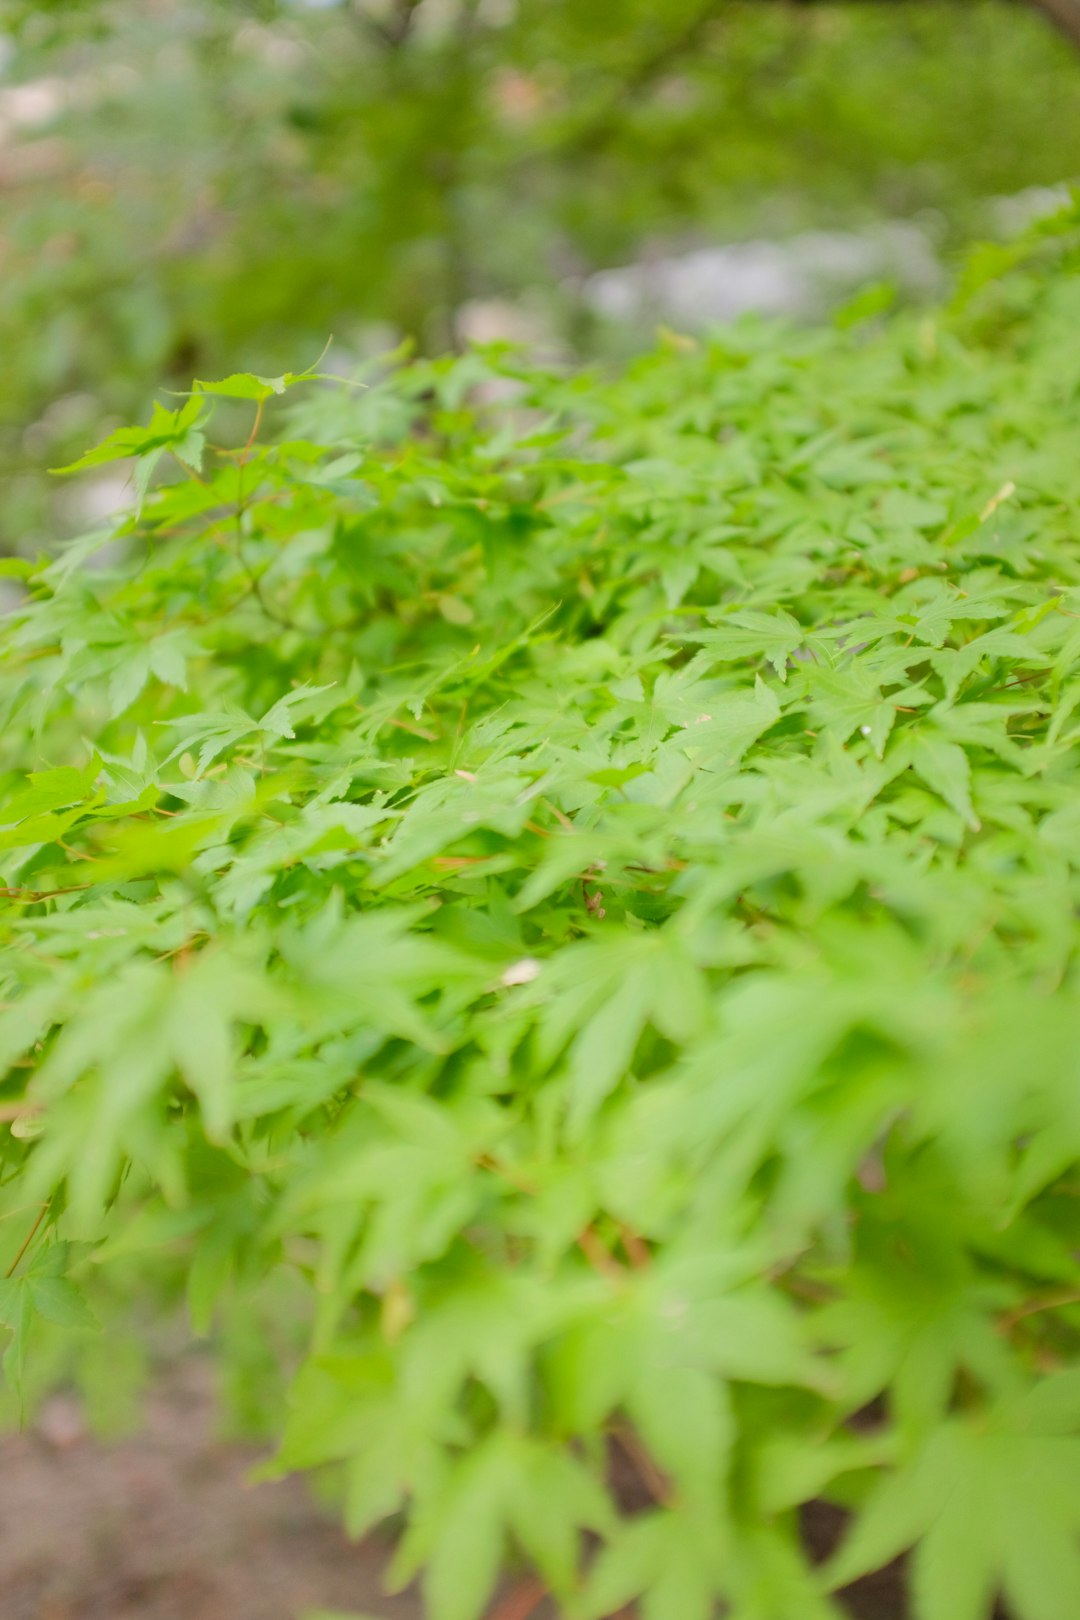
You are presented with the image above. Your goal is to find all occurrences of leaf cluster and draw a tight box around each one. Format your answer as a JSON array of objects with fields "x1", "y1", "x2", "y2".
[{"x1": 3, "y1": 243, "x2": 1080, "y2": 1618}]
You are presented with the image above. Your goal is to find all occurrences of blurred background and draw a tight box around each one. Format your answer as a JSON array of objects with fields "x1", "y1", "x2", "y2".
[
  {"x1": 1, "y1": 0, "x2": 1080, "y2": 556},
  {"x1": 1, "y1": 5, "x2": 1079, "y2": 1617}
]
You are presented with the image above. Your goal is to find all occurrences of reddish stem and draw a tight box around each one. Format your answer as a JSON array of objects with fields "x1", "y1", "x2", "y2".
[
  {"x1": 489, "y1": 1577, "x2": 546, "y2": 1620},
  {"x1": 5, "y1": 1202, "x2": 50, "y2": 1279}
]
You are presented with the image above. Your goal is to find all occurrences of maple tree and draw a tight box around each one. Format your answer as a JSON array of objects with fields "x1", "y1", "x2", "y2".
[{"x1": 2, "y1": 202, "x2": 1080, "y2": 1618}]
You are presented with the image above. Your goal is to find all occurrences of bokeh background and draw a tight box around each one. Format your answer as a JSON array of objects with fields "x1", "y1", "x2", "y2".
[{"x1": 2, "y1": 0, "x2": 1080, "y2": 557}]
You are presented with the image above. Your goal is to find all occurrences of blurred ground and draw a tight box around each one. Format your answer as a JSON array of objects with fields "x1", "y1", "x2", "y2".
[{"x1": 0, "y1": 1358, "x2": 423, "y2": 1620}]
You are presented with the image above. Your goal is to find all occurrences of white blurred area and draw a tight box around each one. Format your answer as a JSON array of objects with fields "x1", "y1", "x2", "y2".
[{"x1": 581, "y1": 222, "x2": 942, "y2": 328}]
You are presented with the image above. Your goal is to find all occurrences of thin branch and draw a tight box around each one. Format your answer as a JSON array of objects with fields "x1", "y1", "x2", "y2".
[
  {"x1": 577, "y1": 1223, "x2": 623, "y2": 1280},
  {"x1": 561, "y1": 1, "x2": 726, "y2": 161},
  {"x1": 5, "y1": 1202, "x2": 50, "y2": 1279},
  {"x1": 488, "y1": 1577, "x2": 547, "y2": 1620},
  {"x1": 1027, "y1": 0, "x2": 1080, "y2": 51},
  {"x1": 611, "y1": 1423, "x2": 673, "y2": 1507},
  {"x1": 240, "y1": 397, "x2": 265, "y2": 463},
  {"x1": 618, "y1": 1221, "x2": 652, "y2": 1270},
  {"x1": 1000, "y1": 1287, "x2": 1080, "y2": 1333},
  {"x1": 0, "y1": 884, "x2": 92, "y2": 903},
  {"x1": 351, "y1": 0, "x2": 424, "y2": 50}
]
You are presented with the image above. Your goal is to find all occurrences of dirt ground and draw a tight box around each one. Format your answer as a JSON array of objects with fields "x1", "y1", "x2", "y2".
[
  {"x1": 0, "y1": 1358, "x2": 425, "y2": 1620},
  {"x1": 0, "y1": 1358, "x2": 922, "y2": 1620}
]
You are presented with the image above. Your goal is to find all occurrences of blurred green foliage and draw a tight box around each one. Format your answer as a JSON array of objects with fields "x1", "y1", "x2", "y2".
[{"x1": 2, "y1": 1, "x2": 1080, "y2": 550}]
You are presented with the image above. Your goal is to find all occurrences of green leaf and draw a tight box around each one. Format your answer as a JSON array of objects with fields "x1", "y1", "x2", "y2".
[
  {"x1": 0, "y1": 759, "x2": 101, "y2": 825},
  {"x1": 414, "y1": 1443, "x2": 510, "y2": 1620},
  {"x1": 53, "y1": 397, "x2": 207, "y2": 496},
  {"x1": 826, "y1": 1396, "x2": 1080, "y2": 1620},
  {"x1": 191, "y1": 351, "x2": 331, "y2": 401},
  {"x1": 910, "y1": 733, "x2": 980, "y2": 830},
  {"x1": 192, "y1": 371, "x2": 294, "y2": 401},
  {"x1": 0, "y1": 1278, "x2": 33, "y2": 1400},
  {"x1": 582, "y1": 1512, "x2": 720, "y2": 1620},
  {"x1": 29, "y1": 1276, "x2": 99, "y2": 1331}
]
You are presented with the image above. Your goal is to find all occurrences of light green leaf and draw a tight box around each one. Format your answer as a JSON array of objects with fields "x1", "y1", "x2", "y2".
[{"x1": 911, "y1": 733, "x2": 980, "y2": 830}]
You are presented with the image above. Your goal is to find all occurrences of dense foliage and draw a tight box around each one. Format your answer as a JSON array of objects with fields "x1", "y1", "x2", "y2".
[
  {"x1": 4, "y1": 0, "x2": 1080, "y2": 551},
  {"x1": 4, "y1": 212, "x2": 1080, "y2": 1619}
]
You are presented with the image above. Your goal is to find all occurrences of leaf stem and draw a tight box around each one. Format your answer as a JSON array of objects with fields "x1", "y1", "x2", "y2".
[
  {"x1": 1000, "y1": 1288, "x2": 1080, "y2": 1332},
  {"x1": 5, "y1": 1201, "x2": 49, "y2": 1279},
  {"x1": 577, "y1": 1224, "x2": 622, "y2": 1280},
  {"x1": 241, "y1": 398, "x2": 264, "y2": 462},
  {"x1": 488, "y1": 1576, "x2": 546, "y2": 1620}
]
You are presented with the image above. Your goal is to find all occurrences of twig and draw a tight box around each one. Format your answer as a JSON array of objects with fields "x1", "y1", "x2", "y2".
[
  {"x1": 577, "y1": 1224, "x2": 623, "y2": 1281},
  {"x1": 56, "y1": 838, "x2": 104, "y2": 863},
  {"x1": 382, "y1": 715, "x2": 439, "y2": 742},
  {"x1": 619, "y1": 1222, "x2": 651, "y2": 1270},
  {"x1": 5, "y1": 1201, "x2": 50, "y2": 1279},
  {"x1": 559, "y1": 1, "x2": 724, "y2": 160},
  {"x1": 1000, "y1": 1288, "x2": 1080, "y2": 1333},
  {"x1": 0, "y1": 884, "x2": 92, "y2": 903},
  {"x1": 489, "y1": 1576, "x2": 546, "y2": 1620},
  {"x1": 1030, "y1": 0, "x2": 1080, "y2": 55},
  {"x1": 475, "y1": 1153, "x2": 539, "y2": 1197},
  {"x1": 352, "y1": 0, "x2": 424, "y2": 49},
  {"x1": 240, "y1": 397, "x2": 265, "y2": 463},
  {"x1": 540, "y1": 799, "x2": 575, "y2": 832},
  {"x1": 611, "y1": 1424, "x2": 672, "y2": 1508}
]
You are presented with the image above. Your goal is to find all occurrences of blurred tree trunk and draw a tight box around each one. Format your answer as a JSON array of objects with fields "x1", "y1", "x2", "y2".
[{"x1": 1029, "y1": 0, "x2": 1080, "y2": 50}]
